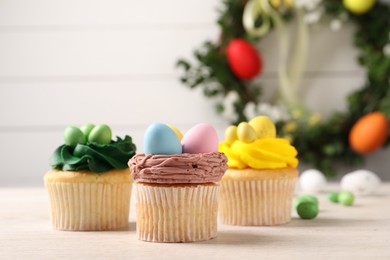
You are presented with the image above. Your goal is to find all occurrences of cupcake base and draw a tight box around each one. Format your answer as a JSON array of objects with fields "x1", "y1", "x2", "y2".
[
  {"x1": 134, "y1": 182, "x2": 219, "y2": 242},
  {"x1": 219, "y1": 168, "x2": 298, "y2": 226},
  {"x1": 44, "y1": 169, "x2": 132, "y2": 231}
]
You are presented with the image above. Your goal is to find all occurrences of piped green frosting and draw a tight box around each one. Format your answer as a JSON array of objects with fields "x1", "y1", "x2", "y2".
[{"x1": 50, "y1": 136, "x2": 136, "y2": 173}]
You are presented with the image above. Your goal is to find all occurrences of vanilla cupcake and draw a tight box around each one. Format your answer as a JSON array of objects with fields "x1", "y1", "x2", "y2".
[
  {"x1": 129, "y1": 123, "x2": 227, "y2": 242},
  {"x1": 218, "y1": 116, "x2": 298, "y2": 226},
  {"x1": 44, "y1": 124, "x2": 136, "y2": 231}
]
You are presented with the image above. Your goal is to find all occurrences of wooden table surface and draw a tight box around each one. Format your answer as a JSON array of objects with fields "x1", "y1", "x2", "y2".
[{"x1": 0, "y1": 184, "x2": 389, "y2": 259}]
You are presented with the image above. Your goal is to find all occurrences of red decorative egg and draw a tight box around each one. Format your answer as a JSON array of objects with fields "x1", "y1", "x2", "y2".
[{"x1": 226, "y1": 38, "x2": 262, "y2": 80}]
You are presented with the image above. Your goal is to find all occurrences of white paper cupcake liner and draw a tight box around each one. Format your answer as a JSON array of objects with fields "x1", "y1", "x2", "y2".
[
  {"x1": 219, "y1": 177, "x2": 297, "y2": 226},
  {"x1": 134, "y1": 183, "x2": 220, "y2": 242},
  {"x1": 45, "y1": 182, "x2": 132, "y2": 231}
]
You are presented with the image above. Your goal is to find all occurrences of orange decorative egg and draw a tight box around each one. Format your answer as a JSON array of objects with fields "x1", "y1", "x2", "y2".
[{"x1": 349, "y1": 112, "x2": 389, "y2": 154}]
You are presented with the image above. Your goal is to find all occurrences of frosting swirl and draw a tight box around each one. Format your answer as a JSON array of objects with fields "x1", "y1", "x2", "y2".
[
  {"x1": 219, "y1": 138, "x2": 298, "y2": 170},
  {"x1": 50, "y1": 136, "x2": 136, "y2": 173},
  {"x1": 129, "y1": 152, "x2": 228, "y2": 184}
]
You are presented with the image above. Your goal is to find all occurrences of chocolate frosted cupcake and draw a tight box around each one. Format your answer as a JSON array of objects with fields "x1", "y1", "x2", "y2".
[
  {"x1": 44, "y1": 124, "x2": 136, "y2": 231},
  {"x1": 129, "y1": 123, "x2": 227, "y2": 242}
]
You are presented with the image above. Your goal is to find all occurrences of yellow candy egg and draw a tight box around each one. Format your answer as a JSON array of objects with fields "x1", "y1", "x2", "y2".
[
  {"x1": 225, "y1": 125, "x2": 238, "y2": 144},
  {"x1": 249, "y1": 116, "x2": 276, "y2": 139},
  {"x1": 237, "y1": 122, "x2": 257, "y2": 143},
  {"x1": 343, "y1": 0, "x2": 375, "y2": 14},
  {"x1": 166, "y1": 124, "x2": 183, "y2": 141}
]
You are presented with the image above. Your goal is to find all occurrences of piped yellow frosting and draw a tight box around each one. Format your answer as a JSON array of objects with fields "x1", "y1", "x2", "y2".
[{"x1": 219, "y1": 116, "x2": 299, "y2": 170}]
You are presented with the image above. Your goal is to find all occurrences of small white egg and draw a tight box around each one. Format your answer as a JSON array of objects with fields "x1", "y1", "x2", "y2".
[
  {"x1": 299, "y1": 169, "x2": 327, "y2": 193},
  {"x1": 340, "y1": 170, "x2": 381, "y2": 196}
]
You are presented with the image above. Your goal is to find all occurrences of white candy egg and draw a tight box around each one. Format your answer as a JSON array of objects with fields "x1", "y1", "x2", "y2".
[
  {"x1": 340, "y1": 170, "x2": 381, "y2": 196},
  {"x1": 299, "y1": 169, "x2": 327, "y2": 193}
]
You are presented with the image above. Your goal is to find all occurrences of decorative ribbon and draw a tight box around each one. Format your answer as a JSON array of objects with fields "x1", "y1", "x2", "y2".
[
  {"x1": 243, "y1": 0, "x2": 271, "y2": 37},
  {"x1": 243, "y1": 0, "x2": 308, "y2": 110}
]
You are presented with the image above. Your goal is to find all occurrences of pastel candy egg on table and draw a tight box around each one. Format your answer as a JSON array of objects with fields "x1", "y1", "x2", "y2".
[
  {"x1": 144, "y1": 123, "x2": 182, "y2": 155},
  {"x1": 297, "y1": 202, "x2": 319, "y2": 220},
  {"x1": 181, "y1": 123, "x2": 218, "y2": 154},
  {"x1": 327, "y1": 191, "x2": 356, "y2": 206},
  {"x1": 299, "y1": 169, "x2": 327, "y2": 193},
  {"x1": 293, "y1": 194, "x2": 319, "y2": 210},
  {"x1": 340, "y1": 170, "x2": 381, "y2": 196},
  {"x1": 327, "y1": 192, "x2": 339, "y2": 203},
  {"x1": 338, "y1": 191, "x2": 355, "y2": 206},
  {"x1": 294, "y1": 194, "x2": 319, "y2": 220}
]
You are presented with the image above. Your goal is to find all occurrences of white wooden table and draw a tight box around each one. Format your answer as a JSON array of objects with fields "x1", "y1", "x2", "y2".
[{"x1": 0, "y1": 184, "x2": 389, "y2": 259}]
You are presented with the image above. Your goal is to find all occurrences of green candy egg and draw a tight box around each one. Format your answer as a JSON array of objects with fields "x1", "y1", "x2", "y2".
[
  {"x1": 88, "y1": 124, "x2": 112, "y2": 144},
  {"x1": 294, "y1": 195, "x2": 319, "y2": 209},
  {"x1": 64, "y1": 126, "x2": 86, "y2": 148},
  {"x1": 338, "y1": 191, "x2": 355, "y2": 206},
  {"x1": 80, "y1": 123, "x2": 95, "y2": 139},
  {"x1": 327, "y1": 192, "x2": 339, "y2": 203},
  {"x1": 297, "y1": 202, "x2": 319, "y2": 219}
]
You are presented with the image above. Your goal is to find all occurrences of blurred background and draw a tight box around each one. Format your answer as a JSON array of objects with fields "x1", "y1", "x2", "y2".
[{"x1": 0, "y1": 0, "x2": 389, "y2": 186}]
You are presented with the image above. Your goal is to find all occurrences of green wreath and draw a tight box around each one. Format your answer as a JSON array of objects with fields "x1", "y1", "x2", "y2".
[{"x1": 177, "y1": 0, "x2": 390, "y2": 176}]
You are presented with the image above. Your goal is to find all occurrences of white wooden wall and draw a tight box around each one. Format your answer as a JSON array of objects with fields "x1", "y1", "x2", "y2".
[{"x1": 1, "y1": 0, "x2": 389, "y2": 186}]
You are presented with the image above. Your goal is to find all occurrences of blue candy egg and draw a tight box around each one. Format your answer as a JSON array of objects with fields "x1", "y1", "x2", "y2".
[{"x1": 144, "y1": 123, "x2": 182, "y2": 155}]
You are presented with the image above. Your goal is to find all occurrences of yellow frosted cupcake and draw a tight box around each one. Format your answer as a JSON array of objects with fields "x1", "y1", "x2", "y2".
[
  {"x1": 44, "y1": 124, "x2": 136, "y2": 231},
  {"x1": 129, "y1": 123, "x2": 227, "y2": 242},
  {"x1": 218, "y1": 116, "x2": 298, "y2": 226}
]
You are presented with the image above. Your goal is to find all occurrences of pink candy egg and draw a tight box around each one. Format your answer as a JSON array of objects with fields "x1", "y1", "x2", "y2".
[{"x1": 181, "y1": 123, "x2": 218, "y2": 154}]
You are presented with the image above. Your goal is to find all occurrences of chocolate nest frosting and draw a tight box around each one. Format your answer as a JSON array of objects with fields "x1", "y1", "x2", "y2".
[{"x1": 129, "y1": 152, "x2": 228, "y2": 184}]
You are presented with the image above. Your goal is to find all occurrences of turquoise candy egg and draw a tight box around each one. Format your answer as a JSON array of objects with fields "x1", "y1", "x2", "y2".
[
  {"x1": 88, "y1": 124, "x2": 112, "y2": 145},
  {"x1": 64, "y1": 126, "x2": 86, "y2": 148},
  {"x1": 144, "y1": 123, "x2": 182, "y2": 155}
]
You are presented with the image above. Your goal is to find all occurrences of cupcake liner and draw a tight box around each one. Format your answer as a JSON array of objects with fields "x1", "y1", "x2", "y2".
[
  {"x1": 219, "y1": 177, "x2": 297, "y2": 226},
  {"x1": 45, "y1": 182, "x2": 132, "y2": 231},
  {"x1": 134, "y1": 183, "x2": 220, "y2": 242}
]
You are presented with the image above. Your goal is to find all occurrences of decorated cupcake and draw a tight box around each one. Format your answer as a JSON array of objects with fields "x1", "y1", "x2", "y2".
[
  {"x1": 129, "y1": 123, "x2": 227, "y2": 242},
  {"x1": 44, "y1": 124, "x2": 136, "y2": 231},
  {"x1": 218, "y1": 116, "x2": 298, "y2": 226}
]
